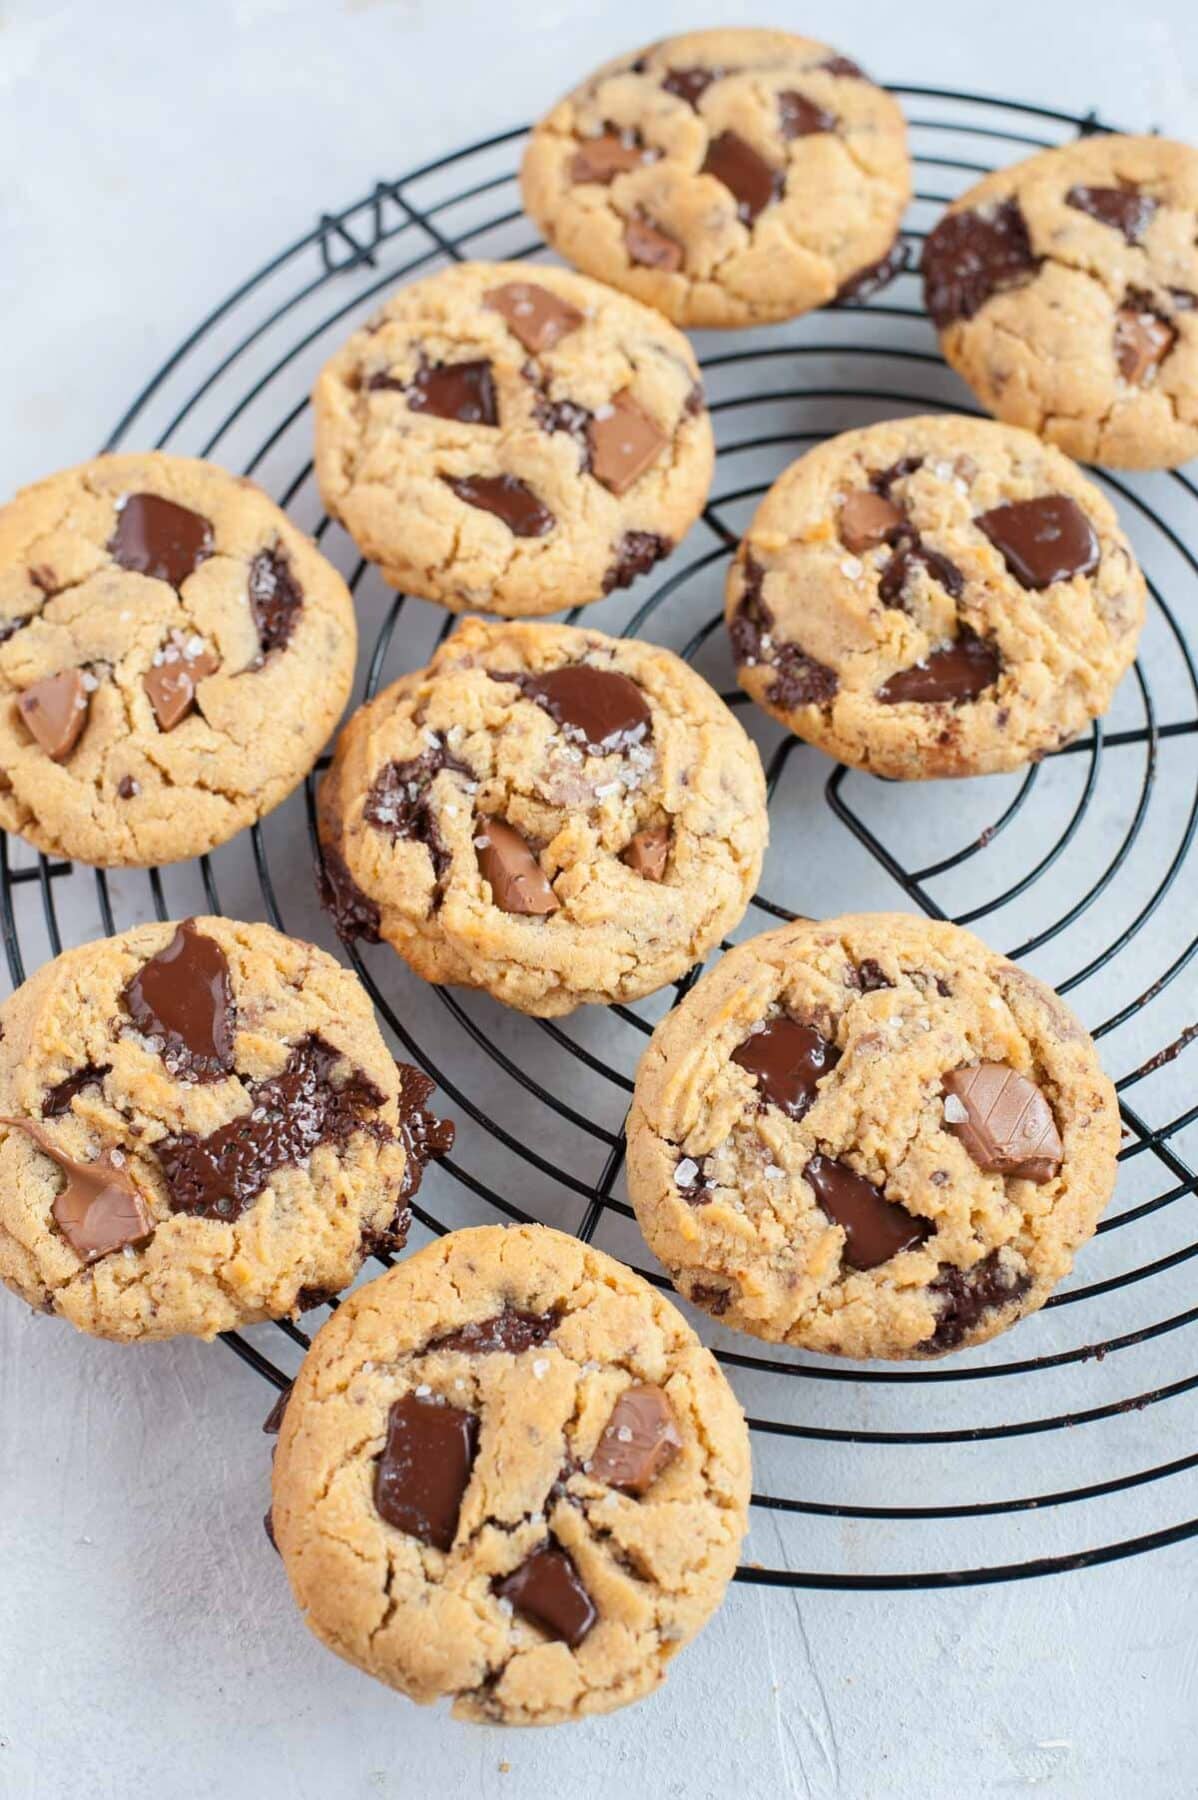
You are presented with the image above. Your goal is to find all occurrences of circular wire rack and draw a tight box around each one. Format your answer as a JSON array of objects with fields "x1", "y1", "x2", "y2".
[{"x1": 10, "y1": 85, "x2": 1198, "y2": 1593}]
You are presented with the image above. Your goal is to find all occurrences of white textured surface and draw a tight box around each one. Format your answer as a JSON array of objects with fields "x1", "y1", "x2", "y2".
[{"x1": 2, "y1": 3, "x2": 1197, "y2": 1796}]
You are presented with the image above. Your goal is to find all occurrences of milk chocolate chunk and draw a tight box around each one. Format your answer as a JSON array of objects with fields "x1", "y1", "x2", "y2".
[
  {"x1": 976, "y1": 495, "x2": 1099, "y2": 590},
  {"x1": 701, "y1": 131, "x2": 780, "y2": 225},
  {"x1": 493, "y1": 663, "x2": 651, "y2": 752},
  {"x1": 109, "y1": 493, "x2": 213, "y2": 587},
  {"x1": 805, "y1": 1154, "x2": 932, "y2": 1269},
  {"x1": 122, "y1": 919, "x2": 236, "y2": 1083},
  {"x1": 444, "y1": 474, "x2": 555, "y2": 538},
  {"x1": 569, "y1": 133, "x2": 654, "y2": 185},
  {"x1": 602, "y1": 530, "x2": 672, "y2": 593},
  {"x1": 589, "y1": 392, "x2": 669, "y2": 496},
  {"x1": 921, "y1": 200, "x2": 1038, "y2": 328},
  {"x1": 476, "y1": 817, "x2": 560, "y2": 915},
  {"x1": 839, "y1": 489, "x2": 905, "y2": 553},
  {"x1": 154, "y1": 1034, "x2": 385, "y2": 1221},
  {"x1": 876, "y1": 631, "x2": 999, "y2": 705},
  {"x1": 923, "y1": 1249, "x2": 1032, "y2": 1352},
  {"x1": 248, "y1": 545, "x2": 304, "y2": 657},
  {"x1": 4, "y1": 1117, "x2": 152, "y2": 1263},
  {"x1": 732, "y1": 1017, "x2": 839, "y2": 1121},
  {"x1": 1114, "y1": 303, "x2": 1175, "y2": 384},
  {"x1": 42, "y1": 1064, "x2": 111, "y2": 1118},
  {"x1": 144, "y1": 632, "x2": 220, "y2": 732},
  {"x1": 429, "y1": 1306, "x2": 558, "y2": 1355},
  {"x1": 364, "y1": 735, "x2": 474, "y2": 883},
  {"x1": 661, "y1": 66, "x2": 721, "y2": 108},
  {"x1": 496, "y1": 1545, "x2": 597, "y2": 1647},
  {"x1": 622, "y1": 824, "x2": 670, "y2": 881},
  {"x1": 407, "y1": 359, "x2": 498, "y2": 427},
  {"x1": 778, "y1": 90, "x2": 836, "y2": 138},
  {"x1": 1065, "y1": 183, "x2": 1157, "y2": 245},
  {"x1": 590, "y1": 1385, "x2": 681, "y2": 1494},
  {"x1": 624, "y1": 213, "x2": 684, "y2": 272},
  {"x1": 484, "y1": 282, "x2": 584, "y2": 353},
  {"x1": 18, "y1": 670, "x2": 89, "y2": 761},
  {"x1": 374, "y1": 1392, "x2": 479, "y2": 1552},
  {"x1": 942, "y1": 1062, "x2": 1063, "y2": 1182}
]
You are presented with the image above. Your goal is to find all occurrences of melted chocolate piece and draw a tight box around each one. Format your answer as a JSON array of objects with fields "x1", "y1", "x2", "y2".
[
  {"x1": 144, "y1": 633, "x2": 220, "y2": 732},
  {"x1": 729, "y1": 557, "x2": 839, "y2": 709},
  {"x1": 490, "y1": 664, "x2": 651, "y2": 753},
  {"x1": 430, "y1": 1306, "x2": 559, "y2": 1355},
  {"x1": 484, "y1": 282, "x2": 584, "y2": 353},
  {"x1": 805, "y1": 1154, "x2": 932, "y2": 1269},
  {"x1": 943, "y1": 1062, "x2": 1063, "y2": 1181},
  {"x1": 570, "y1": 132, "x2": 655, "y2": 184},
  {"x1": 819, "y1": 54, "x2": 866, "y2": 78},
  {"x1": 589, "y1": 1385, "x2": 681, "y2": 1494},
  {"x1": 871, "y1": 457, "x2": 924, "y2": 496},
  {"x1": 602, "y1": 530, "x2": 672, "y2": 593},
  {"x1": 778, "y1": 90, "x2": 836, "y2": 138},
  {"x1": 688, "y1": 1281, "x2": 731, "y2": 1316},
  {"x1": 154, "y1": 1035, "x2": 386, "y2": 1221},
  {"x1": 921, "y1": 200, "x2": 1039, "y2": 328},
  {"x1": 834, "y1": 236, "x2": 910, "y2": 304},
  {"x1": 42, "y1": 1064, "x2": 112, "y2": 1118},
  {"x1": 4, "y1": 1117, "x2": 153, "y2": 1263},
  {"x1": 392, "y1": 1061, "x2": 454, "y2": 1211},
  {"x1": 624, "y1": 213, "x2": 684, "y2": 272},
  {"x1": 263, "y1": 1509, "x2": 279, "y2": 1553},
  {"x1": 109, "y1": 493, "x2": 213, "y2": 587},
  {"x1": 732, "y1": 1017, "x2": 839, "y2": 1121},
  {"x1": 248, "y1": 546, "x2": 303, "y2": 657},
  {"x1": 374, "y1": 1392, "x2": 479, "y2": 1551},
  {"x1": 701, "y1": 131, "x2": 780, "y2": 225},
  {"x1": 318, "y1": 841, "x2": 381, "y2": 943},
  {"x1": 839, "y1": 489, "x2": 905, "y2": 554},
  {"x1": 853, "y1": 959, "x2": 892, "y2": 992},
  {"x1": 976, "y1": 495, "x2": 1099, "y2": 590},
  {"x1": 444, "y1": 474, "x2": 554, "y2": 538},
  {"x1": 1065, "y1": 183, "x2": 1157, "y2": 245},
  {"x1": 878, "y1": 533, "x2": 965, "y2": 606},
  {"x1": 622, "y1": 824, "x2": 670, "y2": 881},
  {"x1": 407, "y1": 359, "x2": 498, "y2": 427},
  {"x1": 262, "y1": 1384, "x2": 292, "y2": 1434},
  {"x1": 18, "y1": 670, "x2": 89, "y2": 761},
  {"x1": 589, "y1": 393, "x2": 669, "y2": 495},
  {"x1": 476, "y1": 817, "x2": 560, "y2": 915},
  {"x1": 661, "y1": 66, "x2": 721, "y2": 107},
  {"x1": 1114, "y1": 301, "x2": 1175, "y2": 384},
  {"x1": 923, "y1": 1250, "x2": 1031, "y2": 1352},
  {"x1": 122, "y1": 919, "x2": 236, "y2": 1083},
  {"x1": 364, "y1": 735, "x2": 474, "y2": 883},
  {"x1": 876, "y1": 630, "x2": 1000, "y2": 705},
  {"x1": 496, "y1": 1545, "x2": 597, "y2": 1647}
]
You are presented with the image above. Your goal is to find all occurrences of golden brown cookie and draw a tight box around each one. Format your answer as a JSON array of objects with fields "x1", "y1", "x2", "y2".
[
  {"x1": 269, "y1": 1224, "x2": 751, "y2": 1723},
  {"x1": 521, "y1": 28, "x2": 910, "y2": 328},
  {"x1": 626, "y1": 914, "x2": 1120, "y2": 1358},
  {"x1": 0, "y1": 453, "x2": 357, "y2": 866},
  {"x1": 726, "y1": 415, "x2": 1146, "y2": 778},
  {"x1": 922, "y1": 134, "x2": 1198, "y2": 468},
  {"x1": 312, "y1": 261, "x2": 713, "y2": 616}
]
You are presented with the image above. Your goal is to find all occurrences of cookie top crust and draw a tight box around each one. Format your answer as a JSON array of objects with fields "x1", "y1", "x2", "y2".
[
  {"x1": 0, "y1": 453, "x2": 357, "y2": 866},
  {"x1": 520, "y1": 28, "x2": 911, "y2": 328},
  {"x1": 317, "y1": 616, "x2": 768, "y2": 1016},
  {"x1": 725, "y1": 415, "x2": 1146, "y2": 779},
  {"x1": 921, "y1": 135, "x2": 1198, "y2": 468},
  {"x1": 0, "y1": 917, "x2": 452, "y2": 1342},
  {"x1": 626, "y1": 914, "x2": 1120, "y2": 1358},
  {"x1": 312, "y1": 261, "x2": 713, "y2": 617},
  {"x1": 270, "y1": 1224, "x2": 751, "y2": 1724}
]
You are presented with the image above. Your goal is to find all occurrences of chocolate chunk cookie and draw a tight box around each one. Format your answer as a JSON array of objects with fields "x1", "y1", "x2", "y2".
[
  {"x1": 270, "y1": 1224, "x2": 750, "y2": 1723},
  {"x1": 725, "y1": 415, "x2": 1146, "y2": 778},
  {"x1": 317, "y1": 616, "x2": 767, "y2": 1016},
  {"x1": 312, "y1": 261, "x2": 712, "y2": 616},
  {"x1": 627, "y1": 914, "x2": 1120, "y2": 1358},
  {"x1": 922, "y1": 135, "x2": 1198, "y2": 468},
  {"x1": 0, "y1": 454, "x2": 357, "y2": 866},
  {"x1": 520, "y1": 28, "x2": 911, "y2": 328},
  {"x1": 0, "y1": 918, "x2": 452, "y2": 1341}
]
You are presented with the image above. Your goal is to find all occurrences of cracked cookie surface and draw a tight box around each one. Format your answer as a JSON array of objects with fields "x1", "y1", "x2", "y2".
[
  {"x1": 626, "y1": 913, "x2": 1120, "y2": 1358},
  {"x1": 0, "y1": 454, "x2": 357, "y2": 866},
  {"x1": 725, "y1": 415, "x2": 1146, "y2": 779},
  {"x1": 0, "y1": 917, "x2": 452, "y2": 1341},
  {"x1": 312, "y1": 261, "x2": 713, "y2": 616},
  {"x1": 520, "y1": 28, "x2": 911, "y2": 328},
  {"x1": 922, "y1": 135, "x2": 1198, "y2": 468},
  {"x1": 317, "y1": 616, "x2": 767, "y2": 1016},
  {"x1": 270, "y1": 1223, "x2": 750, "y2": 1724}
]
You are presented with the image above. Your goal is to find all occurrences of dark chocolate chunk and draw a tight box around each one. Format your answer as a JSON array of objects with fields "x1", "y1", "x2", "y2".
[
  {"x1": 818, "y1": 54, "x2": 866, "y2": 78},
  {"x1": 624, "y1": 213, "x2": 684, "y2": 272},
  {"x1": 778, "y1": 90, "x2": 836, "y2": 137},
  {"x1": 364, "y1": 735, "x2": 475, "y2": 884},
  {"x1": 732, "y1": 1017, "x2": 839, "y2": 1121},
  {"x1": 871, "y1": 457, "x2": 924, "y2": 496},
  {"x1": 444, "y1": 474, "x2": 554, "y2": 538},
  {"x1": 490, "y1": 664, "x2": 651, "y2": 753},
  {"x1": 533, "y1": 395, "x2": 594, "y2": 470},
  {"x1": 42, "y1": 1064, "x2": 112, "y2": 1118},
  {"x1": 429, "y1": 1306, "x2": 559, "y2": 1356},
  {"x1": 589, "y1": 392, "x2": 669, "y2": 495},
  {"x1": 589, "y1": 1385, "x2": 681, "y2": 1494},
  {"x1": 496, "y1": 1545, "x2": 597, "y2": 1647},
  {"x1": 262, "y1": 1384, "x2": 292, "y2": 1434},
  {"x1": 407, "y1": 359, "x2": 498, "y2": 427},
  {"x1": 154, "y1": 1035, "x2": 386, "y2": 1222},
  {"x1": 476, "y1": 817, "x2": 560, "y2": 915},
  {"x1": 117, "y1": 774, "x2": 139, "y2": 799},
  {"x1": 878, "y1": 534, "x2": 965, "y2": 606},
  {"x1": 18, "y1": 670, "x2": 89, "y2": 761},
  {"x1": 839, "y1": 489, "x2": 905, "y2": 553},
  {"x1": 853, "y1": 959, "x2": 892, "y2": 992},
  {"x1": 109, "y1": 493, "x2": 213, "y2": 587},
  {"x1": 392, "y1": 1060, "x2": 454, "y2": 1213},
  {"x1": 3, "y1": 1116, "x2": 153, "y2": 1263},
  {"x1": 674, "y1": 1153, "x2": 714, "y2": 1206},
  {"x1": 622, "y1": 824, "x2": 670, "y2": 881},
  {"x1": 569, "y1": 132, "x2": 656, "y2": 185},
  {"x1": 942, "y1": 1062, "x2": 1063, "y2": 1182},
  {"x1": 976, "y1": 495, "x2": 1099, "y2": 590},
  {"x1": 688, "y1": 1281, "x2": 731, "y2": 1316},
  {"x1": 248, "y1": 545, "x2": 304, "y2": 658},
  {"x1": 834, "y1": 235, "x2": 910, "y2": 304},
  {"x1": 701, "y1": 131, "x2": 781, "y2": 225},
  {"x1": 805, "y1": 1154, "x2": 932, "y2": 1269},
  {"x1": 318, "y1": 840, "x2": 381, "y2": 944},
  {"x1": 263, "y1": 1510, "x2": 279, "y2": 1553},
  {"x1": 1065, "y1": 183, "x2": 1157, "y2": 245},
  {"x1": 922, "y1": 1250, "x2": 1032, "y2": 1352},
  {"x1": 602, "y1": 530, "x2": 672, "y2": 593},
  {"x1": 876, "y1": 630, "x2": 1000, "y2": 705},
  {"x1": 921, "y1": 200, "x2": 1039, "y2": 328},
  {"x1": 484, "y1": 282, "x2": 584, "y2": 353},
  {"x1": 374, "y1": 1392, "x2": 479, "y2": 1552},
  {"x1": 661, "y1": 66, "x2": 721, "y2": 107},
  {"x1": 123, "y1": 920, "x2": 235, "y2": 1083},
  {"x1": 729, "y1": 556, "x2": 839, "y2": 710}
]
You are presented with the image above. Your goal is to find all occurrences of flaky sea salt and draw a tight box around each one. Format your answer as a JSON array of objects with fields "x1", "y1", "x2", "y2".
[
  {"x1": 532, "y1": 1358, "x2": 549, "y2": 1380},
  {"x1": 674, "y1": 1158, "x2": 699, "y2": 1188},
  {"x1": 943, "y1": 1093, "x2": 969, "y2": 1124}
]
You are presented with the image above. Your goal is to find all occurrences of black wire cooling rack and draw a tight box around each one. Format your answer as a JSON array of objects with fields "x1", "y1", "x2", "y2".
[{"x1": 8, "y1": 84, "x2": 1198, "y2": 1593}]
